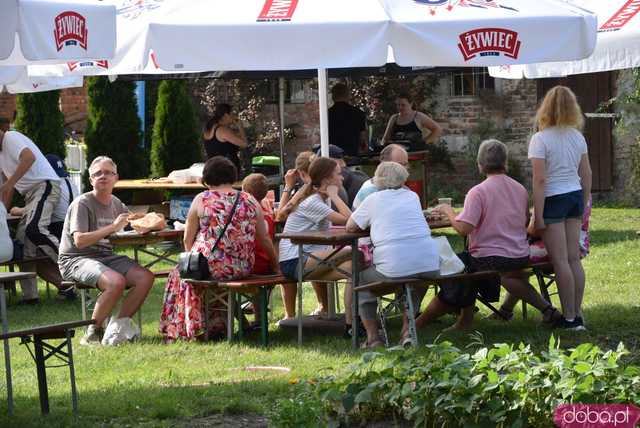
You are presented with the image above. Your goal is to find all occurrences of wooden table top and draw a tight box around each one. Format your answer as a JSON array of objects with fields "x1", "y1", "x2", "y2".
[
  {"x1": 0, "y1": 271, "x2": 37, "y2": 282},
  {"x1": 114, "y1": 179, "x2": 206, "y2": 190},
  {"x1": 277, "y1": 228, "x2": 368, "y2": 245},
  {"x1": 108, "y1": 229, "x2": 184, "y2": 246}
]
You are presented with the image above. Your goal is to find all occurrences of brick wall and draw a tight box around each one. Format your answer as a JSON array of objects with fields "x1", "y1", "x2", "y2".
[
  {"x1": 0, "y1": 83, "x2": 88, "y2": 132},
  {"x1": 428, "y1": 75, "x2": 538, "y2": 200}
]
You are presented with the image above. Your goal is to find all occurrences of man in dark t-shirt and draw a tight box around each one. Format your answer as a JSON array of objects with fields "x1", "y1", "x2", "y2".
[{"x1": 328, "y1": 83, "x2": 367, "y2": 157}]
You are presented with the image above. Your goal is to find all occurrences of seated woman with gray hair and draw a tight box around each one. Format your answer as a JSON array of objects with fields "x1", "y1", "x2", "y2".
[
  {"x1": 415, "y1": 139, "x2": 561, "y2": 331},
  {"x1": 346, "y1": 161, "x2": 440, "y2": 348}
]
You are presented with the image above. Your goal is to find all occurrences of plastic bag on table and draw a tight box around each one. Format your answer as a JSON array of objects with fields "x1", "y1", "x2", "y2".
[{"x1": 129, "y1": 212, "x2": 166, "y2": 234}]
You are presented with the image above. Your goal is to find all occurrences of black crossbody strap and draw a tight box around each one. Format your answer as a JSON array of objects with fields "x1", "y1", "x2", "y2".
[{"x1": 210, "y1": 191, "x2": 242, "y2": 253}]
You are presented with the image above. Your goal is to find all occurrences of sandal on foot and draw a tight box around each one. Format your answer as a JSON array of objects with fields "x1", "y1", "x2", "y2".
[
  {"x1": 360, "y1": 339, "x2": 384, "y2": 349},
  {"x1": 485, "y1": 307, "x2": 513, "y2": 321},
  {"x1": 542, "y1": 305, "x2": 562, "y2": 325}
]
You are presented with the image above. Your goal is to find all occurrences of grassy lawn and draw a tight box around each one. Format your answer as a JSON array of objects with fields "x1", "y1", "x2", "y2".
[{"x1": 0, "y1": 207, "x2": 638, "y2": 427}]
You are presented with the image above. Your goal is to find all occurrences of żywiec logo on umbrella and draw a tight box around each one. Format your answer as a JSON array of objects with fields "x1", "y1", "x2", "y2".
[
  {"x1": 54, "y1": 12, "x2": 88, "y2": 51},
  {"x1": 257, "y1": 0, "x2": 299, "y2": 22},
  {"x1": 414, "y1": 0, "x2": 518, "y2": 16},
  {"x1": 599, "y1": 0, "x2": 640, "y2": 32},
  {"x1": 457, "y1": 28, "x2": 521, "y2": 61},
  {"x1": 67, "y1": 60, "x2": 109, "y2": 72}
]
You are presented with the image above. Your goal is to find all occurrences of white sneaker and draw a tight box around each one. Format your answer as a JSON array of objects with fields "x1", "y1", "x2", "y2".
[{"x1": 101, "y1": 317, "x2": 139, "y2": 346}]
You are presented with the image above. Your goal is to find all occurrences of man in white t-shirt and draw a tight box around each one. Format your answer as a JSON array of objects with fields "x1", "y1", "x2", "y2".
[{"x1": 0, "y1": 117, "x2": 61, "y2": 303}]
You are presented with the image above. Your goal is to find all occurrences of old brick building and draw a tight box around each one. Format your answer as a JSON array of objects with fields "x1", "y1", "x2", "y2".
[{"x1": 1, "y1": 70, "x2": 636, "y2": 204}]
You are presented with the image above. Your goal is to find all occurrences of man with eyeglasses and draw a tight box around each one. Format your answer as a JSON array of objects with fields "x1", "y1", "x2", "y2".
[
  {"x1": 0, "y1": 117, "x2": 61, "y2": 304},
  {"x1": 58, "y1": 156, "x2": 154, "y2": 346}
]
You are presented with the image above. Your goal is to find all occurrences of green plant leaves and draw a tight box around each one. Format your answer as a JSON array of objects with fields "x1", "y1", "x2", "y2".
[{"x1": 271, "y1": 340, "x2": 640, "y2": 427}]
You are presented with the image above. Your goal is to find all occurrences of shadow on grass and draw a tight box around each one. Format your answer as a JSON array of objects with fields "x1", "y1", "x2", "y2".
[
  {"x1": 590, "y1": 229, "x2": 639, "y2": 246},
  {"x1": 0, "y1": 377, "x2": 288, "y2": 428}
]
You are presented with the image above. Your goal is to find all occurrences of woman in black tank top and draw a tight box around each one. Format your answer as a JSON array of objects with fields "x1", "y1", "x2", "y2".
[
  {"x1": 203, "y1": 103, "x2": 248, "y2": 172},
  {"x1": 382, "y1": 91, "x2": 443, "y2": 149}
]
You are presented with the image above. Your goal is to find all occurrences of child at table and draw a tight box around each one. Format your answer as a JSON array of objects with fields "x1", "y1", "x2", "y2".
[
  {"x1": 242, "y1": 174, "x2": 277, "y2": 327},
  {"x1": 242, "y1": 174, "x2": 276, "y2": 275},
  {"x1": 277, "y1": 157, "x2": 353, "y2": 322}
]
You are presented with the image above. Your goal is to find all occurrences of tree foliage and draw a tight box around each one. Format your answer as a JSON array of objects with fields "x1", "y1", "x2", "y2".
[
  {"x1": 150, "y1": 80, "x2": 201, "y2": 177},
  {"x1": 84, "y1": 77, "x2": 145, "y2": 184},
  {"x1": 14, "y1": 91, "x2": 66, "y2": 157}
]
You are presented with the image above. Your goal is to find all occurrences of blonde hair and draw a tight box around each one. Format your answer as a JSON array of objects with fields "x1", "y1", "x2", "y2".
[
  {"x1": 279, "y1": 157, "x2": 337, "y2": 219},
  {"x1": 373, "y1": 161, "x2": 409, "y2": 189},
  {"x1": 295, "y1": 151, "x2": 315, "y2": 174},
  {"x1": 534, "y1": 85, "x2": 584, "y2": 131}
]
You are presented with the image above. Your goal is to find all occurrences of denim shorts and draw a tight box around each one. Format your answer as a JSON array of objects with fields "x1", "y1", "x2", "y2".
[
  {"x1": 543, "y1": 190, "x2": 583, "y2": 224},
  {"x1": 279, "y1": 257, "x2": 307, "y2": 280}
]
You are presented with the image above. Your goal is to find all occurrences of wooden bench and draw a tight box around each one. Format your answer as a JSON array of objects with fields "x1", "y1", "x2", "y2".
[
  {"x1": 185, "y1": 274, "x2": 296, "y2": 346},
  {"x1": 61, "y1": 281, "x2": 143, "y2": 333},
  {"x1": 354, "y1": 262, "x2": 557, "y2": 347},
  {"x1": 0, "y1": 319, "x2": 95, "y2": 415},
  {"x1": 0, "y1": 256, "x2": 53, "y2": 298}
]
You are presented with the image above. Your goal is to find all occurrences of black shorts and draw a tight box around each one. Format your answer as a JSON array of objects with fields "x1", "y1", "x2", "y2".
[{"x1": 437, "y1": 254, "x2": 529, "y2": 309}]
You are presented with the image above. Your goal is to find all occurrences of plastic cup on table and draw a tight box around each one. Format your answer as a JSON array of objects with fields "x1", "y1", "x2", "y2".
[{"x1": 437, "y1": 197, "x2": 452, "y2": 207}]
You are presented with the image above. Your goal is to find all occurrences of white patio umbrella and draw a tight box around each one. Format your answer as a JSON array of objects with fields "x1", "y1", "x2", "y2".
[
  {"x1": 1, "y1": 72, "x2": 83, "y2": 94},
  {"x1": 489, "y1": 0, "x2": 640, "y2": 78},
  {"x1": 0, "y1": 0, "x2": 116, "y2": 65},
  {"x1": 385, "y1": 0, "x2": 597, "y2": 67}
]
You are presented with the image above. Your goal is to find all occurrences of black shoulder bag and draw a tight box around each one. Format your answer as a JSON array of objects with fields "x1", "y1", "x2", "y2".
[{"x1": 178, "y1": 191, "x2": 242, "y2": 280}]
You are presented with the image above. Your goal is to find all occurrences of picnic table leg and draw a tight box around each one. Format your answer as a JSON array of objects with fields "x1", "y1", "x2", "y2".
[
  {"x1": 327, "y1": 282, "x2": 336, "y2": 319},
  {"x1": 226, "y1": 290, "x2": 234, "y2": 342},
  {"x1": 237, "y1": 294, "x2": 244, "y2": 341},
  {"x1": 260, "y1": 287, "x2": 269, "y2": 347},
  {"x1": 203, "y1": 288, "x2": 210, "y2": 342},
  {"x1": 66, "y1": 329, "x2": 79, "y2": 414},
  {"x1": 404, "y1": 285, "x2": 418, "y2": 347},
  {"x1": 297, "y1": 245, "x2": 304, "y2": 346},
  {"x1": 351, "y1": 238, "x2": 360, "y2": 350},
  {"x1": 1, "y1": 287, "x2": 14, "y2": 416},
  {"x1": 33, "y1": 337, "x2": 50, "y2": 415}
]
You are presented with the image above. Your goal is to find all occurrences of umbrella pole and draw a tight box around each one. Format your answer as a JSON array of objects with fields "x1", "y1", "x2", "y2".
[
  {"x1": 279, "y1": 77, "x2": 285, "y2": 180},
  {"x1": 317, "y1": 68, "x2": 329, "y2": 158}
]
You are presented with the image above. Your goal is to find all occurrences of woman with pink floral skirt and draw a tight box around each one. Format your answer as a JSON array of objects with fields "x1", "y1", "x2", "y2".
[{"x1": 159, "y1": 156, "x2": 277, "y2": 341}]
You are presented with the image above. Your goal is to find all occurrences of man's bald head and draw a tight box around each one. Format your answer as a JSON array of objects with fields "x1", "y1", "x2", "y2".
[{"x1": 380, "y1": 144, "x2": 409, "y2": 166}]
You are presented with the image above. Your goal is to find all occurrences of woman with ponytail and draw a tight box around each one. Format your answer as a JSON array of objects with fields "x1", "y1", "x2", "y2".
[
  {"x1": 278, "y1": 156, "x2": 354, "y2": 322},
  {"x1": 203, "y1": 104, "x2": 247, "y2": 172}
]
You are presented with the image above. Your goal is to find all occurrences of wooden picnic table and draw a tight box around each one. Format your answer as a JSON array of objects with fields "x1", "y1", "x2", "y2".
[
  {"x1": 1, "y1": 271, "x2": 37, "y2": 415},
  {"x1": 109, "y1": 229, "x2": 184, "y2": 275},
  {"x1": 276, "y1": 228, "x2": 368, "y2": 348},
  {"x1": 113, "y1": 179, "x2": 206, "y2": 190}
]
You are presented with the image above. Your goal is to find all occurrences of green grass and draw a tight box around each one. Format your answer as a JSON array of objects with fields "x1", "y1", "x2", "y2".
[{"x1": 0, "y1": 208, "x2": 639, "y2": 427}]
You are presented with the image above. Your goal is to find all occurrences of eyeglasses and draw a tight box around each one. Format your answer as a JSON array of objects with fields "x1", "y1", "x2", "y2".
[{"x1": 90, "y1": 170, "x2": 117, "y2": 178}]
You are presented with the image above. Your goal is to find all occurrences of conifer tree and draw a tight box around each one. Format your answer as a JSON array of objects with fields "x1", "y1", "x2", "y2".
[
  {"x1": 14, "y1": 91, "x2": 66, "y2": 157},
  {"x1": 150, "y1": 80, "x2": 201, "y2": 177},
  {"x1": 84, "y1": 77, "x2": 145, "y2": 183}
]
